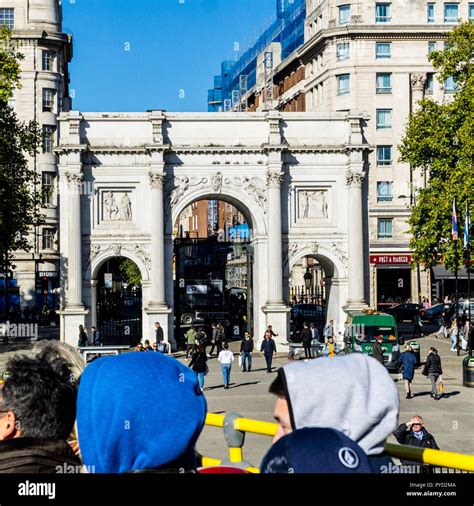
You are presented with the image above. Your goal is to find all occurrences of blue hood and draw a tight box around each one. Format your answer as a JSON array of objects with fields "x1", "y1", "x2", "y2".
[{"x1": 77, "y1": 352, "x2": 207, "y2": 473}]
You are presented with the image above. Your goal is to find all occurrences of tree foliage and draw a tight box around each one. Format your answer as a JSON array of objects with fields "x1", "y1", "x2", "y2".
[
  {"x1": 119, "y1": 259, "x2": 142, "y2": 287},
  {"x1": 399, "y1": 22, "x2": 474, "y2": 272},
  {"x1": 0, "y1": 27, "x2": 42, "y2": 271}
]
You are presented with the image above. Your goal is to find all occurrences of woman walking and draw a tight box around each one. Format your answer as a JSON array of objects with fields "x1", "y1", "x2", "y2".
[
  {"x1": 398, "y1": 344, "x2": 417, "y2": 399},
  {"x1": 449, "y1": 319, "x2": 458, "y2": 352},
  {"x1": 423, "y1": 347, "x2": 443, "y2": 400},
  {"x1": 218, "y1": 343, "x2": 234, "y2": 389},
  {"x1": 189, "y1": 344, "x2": 208, "y2": 391},
  {"x1": 78, "y1": 325, "x2": 88, "y2": 347}
]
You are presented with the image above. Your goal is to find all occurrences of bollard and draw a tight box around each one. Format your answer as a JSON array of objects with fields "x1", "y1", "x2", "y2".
[
  {"x1": 221, "y1": 412, "x2": 253, "y2": 469},
  {"x1": 462, "y1": 356, "x2": 474, "y2": 388}
]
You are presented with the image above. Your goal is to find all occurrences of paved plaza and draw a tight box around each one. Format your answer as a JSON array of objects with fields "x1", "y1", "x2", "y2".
[{"x1": 0, "y1": 332, "x2": 472, "y2": 469}]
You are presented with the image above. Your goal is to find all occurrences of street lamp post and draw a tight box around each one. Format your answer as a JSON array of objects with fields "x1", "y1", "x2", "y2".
[{"x1": 303, "y1": 265, "x2": 313, "y2": 303}]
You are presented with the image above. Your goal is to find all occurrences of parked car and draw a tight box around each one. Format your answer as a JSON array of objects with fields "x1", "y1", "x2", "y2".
[
  {"x1": 445, "y1": 300, "x2": 474, "y2": 321},
  {"x1": 385, "y1": 303, "x2": 422, "y2": 323},
  {"x1": 419, "y1": 303, "x2": 446, "y2": 323},
  {"x1": 289, "y1": 304, "x2": 325, "y2": 343}
]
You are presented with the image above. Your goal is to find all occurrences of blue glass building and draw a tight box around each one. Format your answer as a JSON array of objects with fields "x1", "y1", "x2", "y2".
[{"x1": 208, "y1": 0, "x2": 306, "y2": 112}]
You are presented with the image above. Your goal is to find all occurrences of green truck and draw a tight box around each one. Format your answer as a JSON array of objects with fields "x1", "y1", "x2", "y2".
[{"x1": 344, "y1": 311, "x2": 401, "y2": 371}]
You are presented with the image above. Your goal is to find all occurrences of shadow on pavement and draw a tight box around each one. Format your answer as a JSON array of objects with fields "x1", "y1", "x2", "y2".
[{"x1": 229, "y1": 381, "x2": 260, "y2": 389}]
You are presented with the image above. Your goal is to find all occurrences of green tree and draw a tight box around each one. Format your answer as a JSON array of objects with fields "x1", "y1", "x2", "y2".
[
  {"x1": 119, "y1": 259, "x2": 142, "y2": 287},
  {"x1": 0, "y1": 27, "x2": 43, "y2": 273},
  {"x1": 399, "y1": 22, "x2": 474, "y2": 273}
]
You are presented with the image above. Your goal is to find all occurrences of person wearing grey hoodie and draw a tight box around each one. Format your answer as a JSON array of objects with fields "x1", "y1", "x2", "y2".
[{"x1": 268, "y1": 353, "x2": 399, "y2": 472}]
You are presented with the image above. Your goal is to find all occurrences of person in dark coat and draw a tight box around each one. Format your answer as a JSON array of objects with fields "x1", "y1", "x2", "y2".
[
  {"x1": 398, "y1": 344, "x2": 417, "y2": 399},
  {"x1": 393, "y1": 415, "x2": 439, "y2": 472},
  {"x1": 78, "y1": 325, "x2": 88, "y2": 347},
  {"x1": 261, "y1": 331, "x2": 277, "y2": 372},
  {"x1": 189, "y1": 344, "x2": 208, "y2": 391},
  {"x1": 154, "y1": 322, "x2": 164, "y2": 344},
  {"x1": 301, "y1": 322, "x2": 313, "y2": 359},
  {"x1": 423, "y1": 347, "x2": 443, "y2": 400},
  {"x1": 371, "y1": 336, "x2": 385, "y2": 364},
  {"x1": 240, "y1": 331, "x2": 254, "y2": 372}
]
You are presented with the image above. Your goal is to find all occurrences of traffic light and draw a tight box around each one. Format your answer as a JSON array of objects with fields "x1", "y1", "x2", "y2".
[{"x1": 431, "y1": 282, "x2": 440, "y2": 301}]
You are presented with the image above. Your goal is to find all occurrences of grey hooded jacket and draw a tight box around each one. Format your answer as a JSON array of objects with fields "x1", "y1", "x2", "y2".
[{"x1": 279, "y1": 353, "x2": 399, "y2": 458}]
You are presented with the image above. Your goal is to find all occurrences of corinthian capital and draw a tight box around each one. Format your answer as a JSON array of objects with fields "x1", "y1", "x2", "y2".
[
  {"x1": 346, "y1": 171, "x2": 365, "y2": 187},
  {"x1": 65, "y1": 172, "x2": 84, "y2": 191},
  {"x1": 267, "y1": 172, "x2": 283, "y2": 189},
  {"x1": 410, "y1": 73, "x2": 426, "y2": 91},
  {"x1": 149, "y1": 172, "x2": 166, "y2": 189}
]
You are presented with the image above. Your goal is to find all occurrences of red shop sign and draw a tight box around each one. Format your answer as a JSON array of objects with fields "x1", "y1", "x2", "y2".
[{"x1": 370, "y1": 254, "x2": 413, "y2": 264}]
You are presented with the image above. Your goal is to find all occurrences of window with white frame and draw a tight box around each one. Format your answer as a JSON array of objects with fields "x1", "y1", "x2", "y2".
[
  {"x1": 42, "y1": 50, "x2": 54, "y2": 71},
  {"x1": 377, "y1": 218, "x2": 393, "y2": 238},
  {"x1": 337, "y1": 74, "x2": 350, "y2": 95},
  {"x1": 42, "y1": 228, "x2": 56, "y2": 250},
  {"x1": 375, "y1": 42, "x2": 391, "y2": 59},
  {"x1": 444, "y1": 75, "x2": 457, "y2": 92},
  {"x1": 42, "y1": 125, "x2": 55, "y2": 153},
  {"x1": 7, "y1": 97, "x2": 15, "y2": 110},
  {"x1": 376, "y1": 109, "x2": 392, "y2": 129},
  {"x1": 425, "y1": 73, "x2": 434, "y2": 94},
  {"x1": 42, "y1": 88, "x2": 55, "y2": 112},
  {"x1": 376, "y1": 145, "x2": 392, "y2": 165},
  {"x1": 338, "y1": 4, "x2": 351, "y2": 25},
  {"x1": 375, "y1": 3, "x2": 391, "y2": 23},
  {"x1": 469, "y1": 3, "x2": 474, "y2": 20},
  {"x1": 0, "y1": 8, "x2": 14, "y2": 29},
  {"x1": 42, "y1": 172, "x2": 55, "y2": 205},
  {"x1": 336, "y1": 42, "x2": 350, "y2": 60},
  {"x1": 427, "y1": 3, "x2": 435, "y2": 22},
  {"x1": 428, "y1": 42, "x2": 437, "y2": 55},
  {"x1": 376, "y1": 73, "x2": 392, "y2": 94},
  {"x1": 444, "y1": 3, "x2": 459, "y2": 23},
  {"x1": 377, "y1": 182, "x2": 393, "y2": 202}
]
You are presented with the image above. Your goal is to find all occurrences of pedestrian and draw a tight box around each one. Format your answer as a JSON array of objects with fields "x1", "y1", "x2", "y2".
[
  {"x1": 393, "y1": 416, "x2": 439, "y2": 472},
  {"x1": 240, "y1": 331, "x2": 254, "y2": 372},
  {"x1": 78, "y1": 325, "x2": 88, "y2": 348},
  {"x1": 197, "y1": 327, "x2": 209, "y2": 356},
  {"x1": 322, "y1": 336, "x2": 340, "y2": 357},
  {"x1": 311, "y1": 323, "x2": 320, "y2": 343},
  {"x1": 185, "y1": 326, "x2": 197, "y2": 360},
  {"x1": 154, "y1": 322, "x2": 164, "y2": 344},
  {"x1": 189, "y1": 344, "x2": 208, "y2": 391},
  {"x1": 143, "y1": 340, "x2": 153, "y2": 351},
  {"x1": 323, "y1": 319, "x2": 334, "y2": 343},
  {"x1": 371, "y1": 335, "x2": 385, "y2": 364},
  {"x1": 449, "y1": 319, "x2": 458, "y2": 352},
  {"x1": 422, "y1": 347, "x2": 443, "y2": 400},
  {"x1": 436, "y1": 312, "x2": 447, "y2": 339},
  {"x1": 266, "y1": 325, "x2": 278, "y2": 338},
  {"x1": 218, "y1": 343, "x2": 234, "y2": 389},
  {"x1": 91, "y1": 326, "x2": 101, "y2": 346},
  {"x1": 412, "y1": 312, "x2": 423, "y2": 338},
  {"x1": 398, "y1": 344, "x2": 417, "y2": 399},
  {"x1": 136, "y1": 342, "x2": 144, "y2": 352},
  {"x1": 152, "y1": 342, "x2": 158, "y2": 352},
  {"x1": 261, "y1": 330, "x2": 277, "y2": 372},
  {"x1": 461, "y1": 318, "x2": 470, "y2": 351},
  {"x1": 267, "y1": 353, "x2": 399, "y2": 473},
  {"x1": 422, "y1": 297, "x2": 431, "y2": 309},
  {"x1": 301, "y1": 322, "x2": 313, "y2": 359},
  {"x1": 209, "y1": 322, "x2": 219, "y2": 357}
]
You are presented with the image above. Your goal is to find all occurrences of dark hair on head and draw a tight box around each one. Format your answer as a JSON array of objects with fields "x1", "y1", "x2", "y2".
[
  {"x1": 223, "y1": 343, "x2": 229, "y2": 350},
  {"x1": 430, "y1": 347, "x2": 438, "y2": 354},
  {"x1": 1, "y1": 353, "x2": 77, "y2": 439},
  {"x1": 269, "y1": 371, "x2": 286, "y2": 398}
]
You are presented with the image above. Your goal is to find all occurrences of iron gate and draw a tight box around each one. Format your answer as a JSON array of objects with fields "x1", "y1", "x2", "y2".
[
  {"x1": 289, "y1": 285, "x2": 326, "y2": 342},
  {"x1": 97, "y1": 285, "x2": 142, "y2": 346}
]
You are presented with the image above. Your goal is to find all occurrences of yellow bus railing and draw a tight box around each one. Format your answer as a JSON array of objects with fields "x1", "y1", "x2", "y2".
[{"x1": 202, "y1": 413, "x2": 474, "y2": 473}]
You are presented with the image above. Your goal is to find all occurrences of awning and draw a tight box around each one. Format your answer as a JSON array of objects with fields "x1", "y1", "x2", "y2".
[{"x1": 432, "y1": 265, "x2": 470, "y2": 280}]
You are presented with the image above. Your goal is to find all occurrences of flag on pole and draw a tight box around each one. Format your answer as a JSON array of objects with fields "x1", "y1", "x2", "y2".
[
  {"x1": 464, "y1": 202, "x2": 471, "y2": 248},
  {"x1": 452, "y1": 198, "x2": 458, "y2": 240}
]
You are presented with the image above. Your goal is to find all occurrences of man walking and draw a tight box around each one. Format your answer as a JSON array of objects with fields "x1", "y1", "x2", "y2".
[
  {"x1": 91, "y1": 326, "x2": 101, "y2": 346},
  {"x1": 323, "y1": 319, "x2": 334, "y2": 343},
  {"x1": 398, "y1": 344, "x2": 417, "y2": 399},
  {"x1": 185, "y1": 326, "x2": 197, "y2": 360},
  {"x1": 301, "y1": 322, "x2": 313, "y2": 359},
  {"x1": 371, "y1": 335, "x2": 385, "y2": 364},
  {"x1": 261, "y1": 331, "x2": 277, "y2": 373},
  {"x1": 154, "y1": 322, "x2": 164, "y2": 344},
  {"x1": 209, "y1": 322, "x2": 219, "y2": 357},
  {"x1": 240, "y1": 331, "x2": 254, "y2": 372}
]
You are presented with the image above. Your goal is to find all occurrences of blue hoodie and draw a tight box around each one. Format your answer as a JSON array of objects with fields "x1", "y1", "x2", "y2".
[{"x1": 76, "y1": 352, "x2": 207, "y2": 473}]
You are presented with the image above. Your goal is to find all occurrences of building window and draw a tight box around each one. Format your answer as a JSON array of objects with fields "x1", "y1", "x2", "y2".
[
  {"x1": 427, "y1": 3, "x2": 435, "y2": 22},
  {"x1": 42, "y1": 228, "x2": 56, "y2": 250},
  {"x1": 377, "y1": 182, "x2": 393, "y2": 202},
  {"x1": 425, "y1": 73, "x2": 434, "y2": 94},
  {"x1": 42, "y1": 50, "x2": 54, "y2": 71},
  {"x1": 0, "y1": 8, "x2": 14, "y2": 29},
  {"x1": 42, "y1": 172, "x2": 55, "y2": 205},
  {"x1": 336, "y1": 42, "x2": 350, "y2": 60},
  {"x1": 428, "y1": 42, "x2": 437, "y2": 55},
  {"x1": 376, "y1": 145, "x2": 392, "y2": 166},
  {"x1": 470, "y1": 3, "x2": 474, "y2": 21},
  {"x1": 7, "y1": 97, "x2": 15, "y2": 110},
  {"x1": 376, "y1": 73, "x2": 392, "y2": 94},
  {"x1": 444, "y1": 75, "x2": 457, "y2": 92},
  {"x1": 375, "y1": 3, "x2": 391, "y2": 23},
  {"x1": 376, "y1": 109, "x2": 392, "y2": 129},
  {"x1": 42, "y1": 125, "x2": 55, "y2": 153},
  {"x1": 337, "y1": 74, "x2": 350, "y2": 95},
  {"x1": 378, "y1": 218, "x2": 393, "y2": 239},
  {"x1": 375, "y1": 42, "x2": 391, "y2": 59},
  {"x1": 444, "y1": 3, "x2": 459, "y2": 23},
  {"x1": 338, "y1": 4, "x2": 351, "y2": 25},
  {"x1": 42, "y1": 88, "x2": 55, "y2": 112}
]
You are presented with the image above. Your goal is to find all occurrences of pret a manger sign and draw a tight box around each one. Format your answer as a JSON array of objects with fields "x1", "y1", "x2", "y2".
[{"x1": 370, "y1": 255, "x2": 413, "y2": 264}]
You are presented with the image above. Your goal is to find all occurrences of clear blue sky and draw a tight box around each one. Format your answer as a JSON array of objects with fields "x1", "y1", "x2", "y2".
[{"x1": 63, "y1": 0, "x2": 276, "y2": 112}]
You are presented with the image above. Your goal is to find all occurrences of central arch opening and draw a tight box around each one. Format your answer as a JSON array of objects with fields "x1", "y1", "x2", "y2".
[{"x1": 173, "y1": 198, "x2": 254, "y2": 350}]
